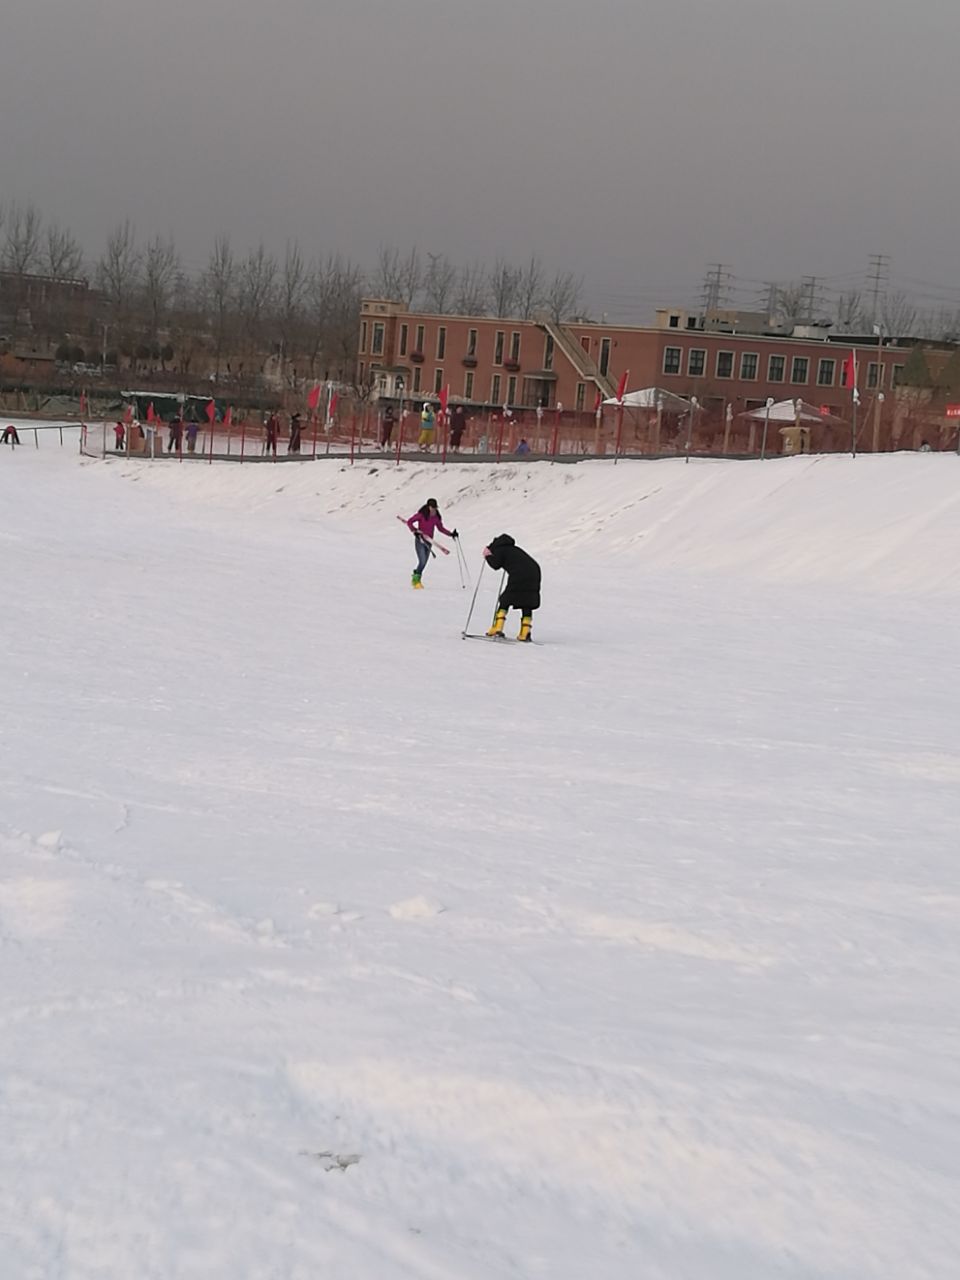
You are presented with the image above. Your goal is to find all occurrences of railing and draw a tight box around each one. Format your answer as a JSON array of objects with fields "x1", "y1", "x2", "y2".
[
  {"x1": 541, "y1": 320, "x2": 617, "y2": 400},
  {"x1": 1, "y1": 420, "x2": 82, "y2": 449},
  {"x1": 74, "y1": 402, "x2": 959, "y2": 465}
]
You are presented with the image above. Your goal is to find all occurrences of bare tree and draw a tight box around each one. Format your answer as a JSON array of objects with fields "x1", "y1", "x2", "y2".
[
  {"x1": 835, "y1": 290, "x2": 865, "y2": 334},
  {"x1": 422, "y1": 253, "x2": 457, "y2": 313},
  {"x1": 201, "y1": 234, "x2": 237, "y2": 377},
  {"x1": 920, "y1": 306, "x2": 960, "y2": 343},
  {"x1": 43, "y1": 222, "x2": 85, "y2": 280},
  {"x1": 142, "y1": 235, "x2": 180, "y2": 341},
  {"x1": 96, "y1": 220, "x2": 142, "y2": 352},
  {"x1": 517, "y1": 254, "x2": 545, "y2": 320},
  {"x1": 454, "y1": 262, "x2": 489, "y2": 316},
  {"x1": 305, "y1": 253, "x2": 366, "y2": 383},
  {"x1": 372, "y1": 245, "x2": 421, "y2": 306},
  {"x1": 770, "y1": 281, "x2": 808, "y2": 330},
  {"x1": 2, "y1": 201, "x2": 43, "y2": 335},
  {"x1": 544, "y1": 270, "x2": 583, "y2": 323},
  {"x1": 167, "y1": 269, "x2": 203, "y2": 373},
  {"x1": 277, "y1": 240, "x2": 308, "y2": 373},
  {"x1": 2, "y1": 201, "x2": 43, "y2": 277},
  {"x1": 880, "y1": 291, "x2": 918, "y2": 338},
  {"x1": 488, "y1": 258, "x2": 521, "y2": 318},
  {"x1": 237, "y1": 243, "x2": 278, "y2": 362}
]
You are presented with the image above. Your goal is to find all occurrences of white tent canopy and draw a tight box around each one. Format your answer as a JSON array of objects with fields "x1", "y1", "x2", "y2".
[
  {"x1": 603, "y1": 387, "x2": 692, "y2": 412},
  {"x1": 742, "y1": 398, "x2": 845, "y2": 424}
]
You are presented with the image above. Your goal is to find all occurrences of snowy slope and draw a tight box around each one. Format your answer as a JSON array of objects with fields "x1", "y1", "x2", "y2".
[{"x1": 1, "y1": 447, "x2": 959, "y2": 1280}]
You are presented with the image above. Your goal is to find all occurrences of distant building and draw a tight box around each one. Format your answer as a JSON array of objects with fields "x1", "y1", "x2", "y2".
[{"x1": 358, "y1": 297, "x2": 912, "y2": 420}]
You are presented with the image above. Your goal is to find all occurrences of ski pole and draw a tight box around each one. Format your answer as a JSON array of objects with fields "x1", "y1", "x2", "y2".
[
  {"x1": 462, "y1": 558, "x2": 487, "y2": 635},
  {"x1": 455, "y1": 538, "x2": 468, "y2": 589}
]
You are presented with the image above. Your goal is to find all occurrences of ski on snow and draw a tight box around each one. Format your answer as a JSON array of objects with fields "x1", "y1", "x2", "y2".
[{"x1": 462, "y1": 632, "x2": 542, "y2": 646}]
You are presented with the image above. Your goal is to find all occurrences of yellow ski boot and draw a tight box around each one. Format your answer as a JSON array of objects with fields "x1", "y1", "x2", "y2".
[
  {"x1": 486, "y1": 608, "x2": 507, "y2": 637},
  {"x1": 517, "y1": 615, "x2": 533, "y2": 642},
  {"x1": 412, "y1": 572, "x2": 424, "y2": 589}
]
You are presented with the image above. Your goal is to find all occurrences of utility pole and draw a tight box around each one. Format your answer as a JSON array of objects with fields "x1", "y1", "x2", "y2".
[
  {"x1": 867, "y1": 253, "x2": 890, "y2": 329},
  {"x1": 801, "y1": 276, "x2": 822, "y2": 324},
  {"x1": 701, "y1": 264, "x2": 731, "y2": 316}
]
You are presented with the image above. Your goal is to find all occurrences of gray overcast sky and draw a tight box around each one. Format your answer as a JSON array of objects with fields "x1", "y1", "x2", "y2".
[{"x1": 2, "y1": 0, "x2": 959, "y2": 318}]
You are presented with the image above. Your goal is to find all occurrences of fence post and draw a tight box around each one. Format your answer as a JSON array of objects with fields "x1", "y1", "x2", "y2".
[{"x1": 496, "y1": 416, "x2": 505, "y2": 462}]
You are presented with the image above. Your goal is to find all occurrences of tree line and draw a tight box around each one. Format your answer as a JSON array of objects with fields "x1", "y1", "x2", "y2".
[{"x1": 0, "y1": 201, "x2": 587, "y2": 386}]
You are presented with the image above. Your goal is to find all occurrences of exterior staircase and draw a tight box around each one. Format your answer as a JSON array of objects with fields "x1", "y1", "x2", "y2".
[{"x1": 541, "y1": 319, "x2": 618, "y2": 401}]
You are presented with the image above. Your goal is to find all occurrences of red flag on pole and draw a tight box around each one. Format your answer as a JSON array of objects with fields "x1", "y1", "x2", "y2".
[
  {"x1": 206, "y1": 399, "x2": 216, "y2": 423},
  {"x1": 593, "y1": 388, "x2": 603, "y2": 414},
  {"x1": 616, "y1": 368, "x2": 630, "y2": 404},
  {"x1": 438, "y1": 384, "x2": 449, "y2": 417},
  {"x1": 307, "y1": 384, "x2": 322, "y2": 412},
  {"x1": 224, "y1": 406, "x2": 233, "y2": 428},
  {"x1": 123, "y1": 403, "x2": 134, "y2": 424},
  {"x1": 841, "y1": 353, "x2": 857, "y2": 388},
  {"x1": 146, "y1": 402, "x2": 155, "y2": 423},
  {"x1": 328, "y1": 390, "x2": 339, "y2": 420}
]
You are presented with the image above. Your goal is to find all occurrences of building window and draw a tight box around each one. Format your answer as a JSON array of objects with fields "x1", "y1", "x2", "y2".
[
  {"x1": 717, "y1": 350, "x2": 734, "y2": 378},
  {"x1": 892, "y1": 364, "x2": 905, "y2": 387},
  {"x1": 544, "y1": 333, "x2": 554, "y2": 370},
  {"x1": 576, "y1": 382, "x2": 585, "y2": 411},
  {"x1": 507, "y1": 375, "x2": 517, "y2": 404},
  {"x1": 663, "y1": 346, "x2": 682, "y2": 375},
  {"x1": 494, "y1": 331, "x2": 504, "y2": 365},
  {"x1": 817, "y1": 358, "x2": 835, "y2": 387},
  {"x1": 599, "y1": 337, "x2": 611, "y2": 377},
  {"x1": 360, "y1": 321, "x2": 368, "y2": 353},
  {"x1": 465, "y1": 371, "x2": 474, "y2": 399},
  {"x1": 768, "y1": 354, "x2": 786, "y2": 382},
  {"x1": 413, "y1": 366, "x2": 422, "y2": 393},
  {"x1": 580, "y1": 334, "x2": 591, "y2": 352},
  {"x1": 688, "y1": 349, "x2": 706, "y2": 376},
  {"x1": 399, "y1": 323, "x2": 408, "y2": 357},
  {"x1": 867, "y1": 362, "x2": 882, "y2": 389},
  {"x1": 371, "y1": 322, "x2": 385, "y2": 356},
  {"x1": 510, "y1": 331, "x2": 521, "y2": 362},
  {"x1": 791, "y1": 356, "x2": 809, "y2": 384},
  {"x1": 467, "y1": 328, "x2": 478, "y2": 357},
  {"x1": 668, "y1": 314, "x2": 680, "y2": 328},
  {"x1": 437, "y1": 327, "x2": 446, "y2": 360},
  {"x1": 415, "y1": 324, "x2": 425, "y2": 353},
  {"x1": 491, "y1": 373, "x2": 502, "y2": 404},
  {"x1": 358, "y1": 361, "x2": 365, "y2": 383},
  {"x1": 740, "y1": 352, "x2": 759, "y2": 380},
  {"x1": 434, "y1": 368, "x2": 444, "y2": 394}
]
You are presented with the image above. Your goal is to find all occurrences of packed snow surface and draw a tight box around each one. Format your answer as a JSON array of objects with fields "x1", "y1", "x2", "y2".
[{"x1": 2, "y1": 443, "x2": 959, "y2": 1279}]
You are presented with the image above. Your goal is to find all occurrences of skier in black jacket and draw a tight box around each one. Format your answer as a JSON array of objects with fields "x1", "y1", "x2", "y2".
[{"x1": 483, "y1": 534, "x2": 541, "y2": 642}]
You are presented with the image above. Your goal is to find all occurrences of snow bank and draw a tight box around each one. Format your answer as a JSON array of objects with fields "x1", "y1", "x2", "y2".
[{"x1": 94, "y1": 448, "x2": 960, "y2": 594}]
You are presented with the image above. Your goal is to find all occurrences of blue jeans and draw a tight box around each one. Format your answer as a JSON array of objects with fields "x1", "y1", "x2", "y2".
[{"x1": 414, "y1": 536, "x2": 431, "y2": 576}]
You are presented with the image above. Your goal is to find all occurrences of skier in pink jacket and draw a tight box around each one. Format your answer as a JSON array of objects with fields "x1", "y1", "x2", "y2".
[{"x1": 406, "y1": 499, "x2": 458, "y2": 588}]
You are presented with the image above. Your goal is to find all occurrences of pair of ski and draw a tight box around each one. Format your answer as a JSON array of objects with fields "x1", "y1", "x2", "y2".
[
  {"x1": 396, "y1": 514, "x2": 449, "y2": 557},
  {"x1": 462, "y1": 632, "x2": 540, "y2": 646}
]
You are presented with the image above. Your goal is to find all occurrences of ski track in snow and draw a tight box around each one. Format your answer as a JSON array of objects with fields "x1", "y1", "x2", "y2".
[{"x1": 1, "y1": 445, "x2": 959, "y2": 1278}]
